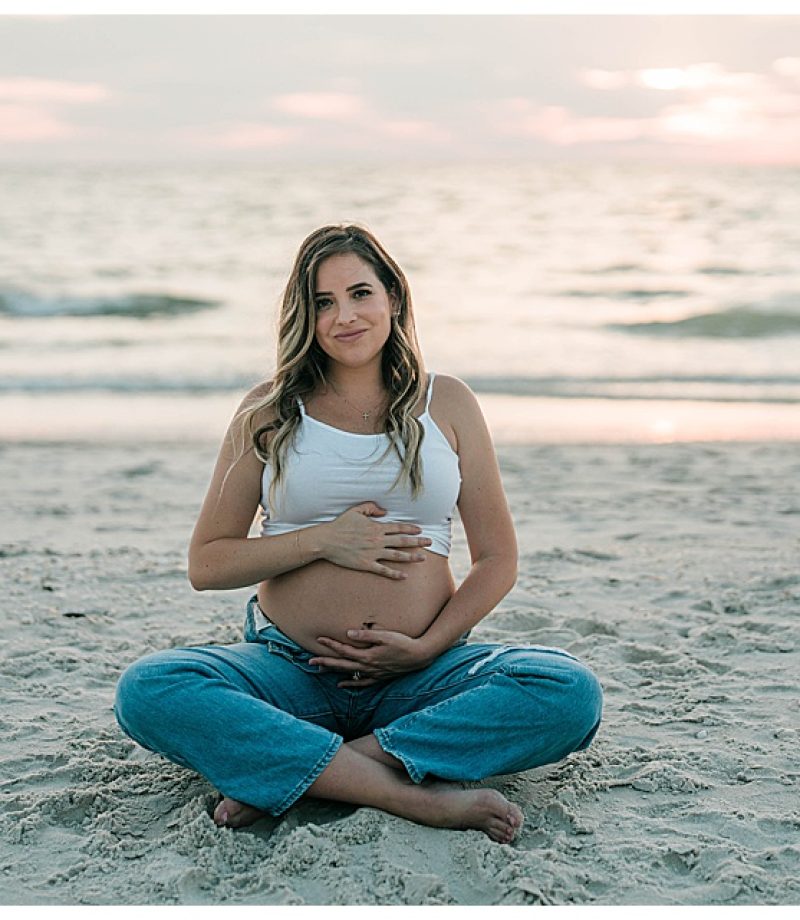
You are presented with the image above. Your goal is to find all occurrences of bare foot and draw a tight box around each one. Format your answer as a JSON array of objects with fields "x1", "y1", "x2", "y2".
[
  {"x1": 414, "y1": 783, "x2": 524, "y2": 844},
  {"x1": 213, "y1": 796, "x2": 268, "y2": 828},
  {"x1": 213, "y1": 783, "x2": 524, "y2": 844}
]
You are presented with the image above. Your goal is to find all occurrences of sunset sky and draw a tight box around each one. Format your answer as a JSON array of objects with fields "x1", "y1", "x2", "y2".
[{"x1": 1, "y1": 7, "x2": 799, "y2": 164}]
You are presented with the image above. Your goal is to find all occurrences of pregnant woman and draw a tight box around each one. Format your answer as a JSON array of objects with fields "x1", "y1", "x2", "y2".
[{"x1": 114, "y1": 224, "x2": 603, "y2": 844}]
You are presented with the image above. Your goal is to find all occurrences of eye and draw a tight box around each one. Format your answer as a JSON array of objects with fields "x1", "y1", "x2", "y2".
[
  {"x1": 314, "y1": 297, "x2": 332, "y2": 310},
  {"x1": 353, "y1": 288, "x2": 371, "y2": 299}
]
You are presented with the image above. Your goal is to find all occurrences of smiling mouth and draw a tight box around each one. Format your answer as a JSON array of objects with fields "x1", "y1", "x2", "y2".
[{"x1": 335, "y1": 330, "x2": 367, "y2": 340}]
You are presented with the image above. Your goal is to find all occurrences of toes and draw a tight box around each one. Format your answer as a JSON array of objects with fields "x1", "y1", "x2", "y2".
[
  {"x1": 214, "y1": 797, "x2": 249, "y2": 828},
  {"x1": 488, "y1": 821, "x2": 514, "y2": 844},
  {"x1": 506, "y1": 804, "x2": 524, "y2": 830},
  {"x1": 213, "y1": 801, "x2": 229, "y2": 826},
  {"x1": 491, "y1": 804, "x2": 524, "y2": 843},
  {"x1": 216, "y1": 799, "x2": 270, "y2": 829}
]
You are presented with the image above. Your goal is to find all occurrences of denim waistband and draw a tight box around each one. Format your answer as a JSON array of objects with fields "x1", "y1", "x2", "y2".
[{"x1": 245, "y1": 595, "x2": 308, "y2": 653}]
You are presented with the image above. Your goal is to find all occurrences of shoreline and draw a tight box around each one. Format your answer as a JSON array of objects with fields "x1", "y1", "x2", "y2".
[{"x1": 2, "y1": 392, "x2": 800, "y2": 445}]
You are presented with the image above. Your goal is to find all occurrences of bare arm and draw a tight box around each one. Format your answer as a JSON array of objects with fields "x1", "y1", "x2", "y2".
[
  {"x1": 187, "y1": 382, "x2": 318, "y2": 590},
  {"x1": 418, "y1": 376, "x2": 518, "y2": 657}
]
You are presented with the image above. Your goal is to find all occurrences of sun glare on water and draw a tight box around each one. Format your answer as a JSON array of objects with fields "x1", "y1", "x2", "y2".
[{"x1": 649, "y1": 417, "x2": 678, "y2": 442}]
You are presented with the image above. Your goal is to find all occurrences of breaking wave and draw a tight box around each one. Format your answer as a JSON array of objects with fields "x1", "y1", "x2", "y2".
[
  {"x1": 608, "y1": 307, "x2": 800, "y2": 339},
  {"x1": 0, "y1": 288, "x2": 220, "y2": 318}
]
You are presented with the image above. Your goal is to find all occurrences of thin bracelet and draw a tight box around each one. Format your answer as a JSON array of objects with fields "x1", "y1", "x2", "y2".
[{"x1": 294, "y1": 529, "x2": 304, "y2": 565}]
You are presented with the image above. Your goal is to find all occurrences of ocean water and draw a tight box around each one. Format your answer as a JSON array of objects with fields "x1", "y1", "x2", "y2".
[{"x1": 1, "y1": 159, "x2": 799, "y2": 442}]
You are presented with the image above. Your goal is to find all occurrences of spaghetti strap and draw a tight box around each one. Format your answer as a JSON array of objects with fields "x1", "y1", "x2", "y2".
[{"x1": 424, "y1": 372, "x2": 436, "y2": 412}]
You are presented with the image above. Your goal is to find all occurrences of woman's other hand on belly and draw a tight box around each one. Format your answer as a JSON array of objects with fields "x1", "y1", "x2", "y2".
[{"x1": 308, "y1": 627, "x2": 437, "y2": 688}]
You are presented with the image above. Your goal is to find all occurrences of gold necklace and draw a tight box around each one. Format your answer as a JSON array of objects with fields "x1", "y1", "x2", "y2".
[{"x1": 328, "y1": 383, "x2": 387, "y2": 423}]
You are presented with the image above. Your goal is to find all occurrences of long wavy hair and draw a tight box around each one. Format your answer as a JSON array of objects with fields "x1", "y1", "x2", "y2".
[{"x1": 232, "y1": 224, "x2": 427, "y2": 514}]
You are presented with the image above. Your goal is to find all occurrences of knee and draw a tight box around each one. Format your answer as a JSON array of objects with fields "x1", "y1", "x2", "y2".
[
  {"x1": 561, "y1": 659, "x2": 603, "y2": 751},
  {"x1": 507, "y1": 651, "x2": 603, "y2": 753},
  {"x1": 114, "y1": 649, "x2": 184, "y2": 741}
]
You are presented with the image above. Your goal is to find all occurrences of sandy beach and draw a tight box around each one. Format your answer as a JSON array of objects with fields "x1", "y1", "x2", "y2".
[{"x1": 1, "y1": 438, "x2": 798, "y2": 906}]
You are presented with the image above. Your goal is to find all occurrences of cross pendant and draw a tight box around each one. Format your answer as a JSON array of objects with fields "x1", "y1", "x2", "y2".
[{"x1": 362, "y1": 411, "x2": 370, "y2": 421}]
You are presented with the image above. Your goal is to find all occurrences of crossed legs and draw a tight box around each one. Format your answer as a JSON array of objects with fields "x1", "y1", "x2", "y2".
[
  {"x1": 116, "y1": 641, "x2": 601, "y2": 845},
  {"x1": 214, "y1": 733, "x2": 524, "y2": 844}
]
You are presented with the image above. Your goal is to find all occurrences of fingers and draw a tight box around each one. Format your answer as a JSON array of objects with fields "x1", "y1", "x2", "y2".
[
  {"x1": 344, "y1": 628, "x2": 395, "y2": 643},
  {"x1": 383, "y1": 536, "x2": 433, "y2": 554},
  {"x1": 385, "y1": 528, "x2": 431, "y2": 543},
  {"x1": 383, "y1": 549, "x2": 428, "y2": 563},
  {"x1": 373, "y1": 565, "x2": 408, "y2": 579},
  {"x1": 378, "y1": 540, "x2": 430, "y2": 565},
  {"x1": 345, "y1": 629, "x2": 380, "y2": 644},
  {"x1": 308, "y1": 654, "x2": 368, "y2": 671},
  {"x1": 308, "y1": 637, "x2": 373, "y2": 669},
  {"x1": 317, "y1": 637, "x2": 371, "y2": 655}
]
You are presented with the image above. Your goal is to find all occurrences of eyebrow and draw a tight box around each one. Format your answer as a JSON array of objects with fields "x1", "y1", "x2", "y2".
[{"x1": 314, "y1": 282, "x2": 373, "y2": 297}]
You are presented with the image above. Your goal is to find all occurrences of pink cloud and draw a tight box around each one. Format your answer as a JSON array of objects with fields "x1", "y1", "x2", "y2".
[
  {"x1": 0, "y1": 77, "x2": 111, "y2": 104},
  {"x1": 377, "y1": 119, "x2": 450, "y2": 143},
  {"x1": 578, "y1": 69, "x2": 629, "y2": 91},
  {"x1": 193, "y1": 122, "x2": 300, "y2": 150},
  {"x1": 0, "y1": 77, "x2": 111, "y2": 145},
  {"x1": 773, "y1": 57, "x2": 800, "y2": 79},
  {"x1": 270, "y1": 92, "x2": 366, "y2": 120},
  {"x1": 493, "y1": 99, "x2": 647, "y2": 145},
  {"x1": 0, "y1": 102, "x2": 78, "y2": 142},
  {"x1": 555, "y1": 59, "x2": 800, "y2": 162},
  {"x1": 651, "y1": 92, "x2": 800, "y2": 163},
  {"x1": 655, "y1": 104, "x2": 753, "y2": 143},
  {"x1": 641, "y1": 63, "x2": 769, "y2": 96}
]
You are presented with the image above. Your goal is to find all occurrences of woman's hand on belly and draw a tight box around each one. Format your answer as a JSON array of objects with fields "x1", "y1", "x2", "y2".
[
  {"x1": 319, "y1": 502, "x2": 433, "y2": 579},
  {"x1": 308, "y1": 627, "x2": 436, "y2": 688}
]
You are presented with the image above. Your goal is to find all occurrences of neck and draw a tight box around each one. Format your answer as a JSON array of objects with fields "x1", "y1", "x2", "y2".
[{"x1": 324, "y1": 361, "x2": 384, "y2": 398}]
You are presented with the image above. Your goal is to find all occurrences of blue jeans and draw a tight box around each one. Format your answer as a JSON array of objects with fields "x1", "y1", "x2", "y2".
[{"x1": 114, "y1": 595, "x2": 603, "y2": 816}]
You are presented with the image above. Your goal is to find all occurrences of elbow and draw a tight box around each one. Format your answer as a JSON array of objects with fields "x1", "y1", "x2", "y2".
[
  {"x1": 187, "y1": 545, "x2": 244, "y2": 592},
  {"x1": 478, "y1": 552, "x2": 517, "y2": 592},
  {"x1": 506, "y1": 536, "x2": 519, "y2": 589},
  {"x1": 187, "y1": 549, "x2": 212, "y2": 592},
  {"x1": 188, "y1": 566, "x2": 210, "y2": 592},
  {"x1": 506, "y1": 555, "x2": 518, "y2": 591},
  {"x1": 498, "y1": 551, "x2": 518, "y2": 592}
]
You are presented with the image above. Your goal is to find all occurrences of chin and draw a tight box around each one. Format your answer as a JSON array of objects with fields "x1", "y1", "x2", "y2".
[{"x1": 327, "y1": 343, "x2": 383, "y2": 362}]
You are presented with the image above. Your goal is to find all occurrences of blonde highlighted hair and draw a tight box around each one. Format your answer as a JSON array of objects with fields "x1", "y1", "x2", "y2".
[{"x1": 231, "y1": 224, "x2": 427, "y2": 513}]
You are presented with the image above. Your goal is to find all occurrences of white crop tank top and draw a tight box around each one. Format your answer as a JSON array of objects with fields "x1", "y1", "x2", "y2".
[{"x1": 259, "y1": 372, "x2": 462, "y2": 556}]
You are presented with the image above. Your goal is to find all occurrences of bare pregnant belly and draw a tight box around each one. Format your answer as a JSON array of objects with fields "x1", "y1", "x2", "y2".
[{"x1": 256, "y1": 551, "x2": 456, "y2": 656}]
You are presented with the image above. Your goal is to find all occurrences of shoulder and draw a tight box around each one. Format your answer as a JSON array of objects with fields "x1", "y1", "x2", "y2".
[
  {"x1": 226, "y1": 378, "x2": 279, "y2": 450},
  {"x1": 241, "y1": 377, "x2": 275, "y2": 407},
  {"x1": 237, "y1": 378, "x2": 277, "y2": 422},
  {"x1": 430, "y1": 373, "x2": 480, "y2": 418},
  {"x1": 428, "y1": 374, "x2": 486, "y2": 454}
]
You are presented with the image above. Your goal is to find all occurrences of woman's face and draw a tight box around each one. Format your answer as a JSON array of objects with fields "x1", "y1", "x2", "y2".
[{"x1": 312, "y1": 252, "x2": 396, "y2": 370}]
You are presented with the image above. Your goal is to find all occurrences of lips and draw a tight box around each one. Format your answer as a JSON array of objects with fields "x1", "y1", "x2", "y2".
[{"x1": 335, "y1": 329, "x2": 368, "y2": 340}]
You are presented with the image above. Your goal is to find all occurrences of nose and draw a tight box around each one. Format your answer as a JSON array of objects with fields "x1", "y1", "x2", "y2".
[{"x1": 336, "y1": 301, "x2": 359, "y2": 324}]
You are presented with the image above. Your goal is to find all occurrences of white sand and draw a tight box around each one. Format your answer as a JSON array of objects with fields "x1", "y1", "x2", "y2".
[{"x1": 0, "y1": 440, "x2": 798, "y2": 905}]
